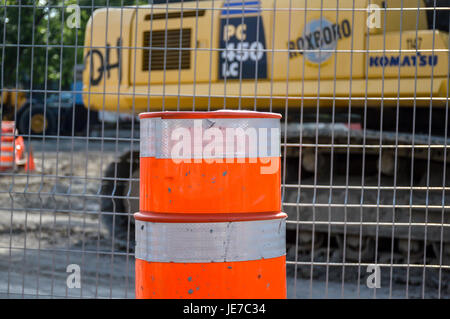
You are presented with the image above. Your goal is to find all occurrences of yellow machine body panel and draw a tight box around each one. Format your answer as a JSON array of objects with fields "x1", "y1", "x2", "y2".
[
  {"x1": 82, "y1": 0, "x2": 449, "y2": 113},
  {"x1": 1, "y1": 90, "x2": 28, "y2": 121}
]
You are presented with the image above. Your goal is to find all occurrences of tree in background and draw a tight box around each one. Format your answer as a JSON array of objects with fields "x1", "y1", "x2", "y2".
[{"x1": 0, "y1": 0, "x2": 150, "y2": 91}]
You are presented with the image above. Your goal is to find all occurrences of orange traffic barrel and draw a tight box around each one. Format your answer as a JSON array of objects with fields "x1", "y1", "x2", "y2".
[
  {"x1": 135, "y1": 111, "x2": 286, "y2": 299},
  {"x1": 1, "y1": 121, "x2": 15, "y2": 142},
  {"x1": 0, "y1": 121, "x2": 16, "y2": 171},
  {"x1": 139, "y1": 111, "x2": 282, "y2": 214}
]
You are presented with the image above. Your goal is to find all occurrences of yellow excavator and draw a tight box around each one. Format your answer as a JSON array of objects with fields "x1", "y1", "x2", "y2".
[{"x1": 83, "y1": 0, "x2": 449, "y2": 264}]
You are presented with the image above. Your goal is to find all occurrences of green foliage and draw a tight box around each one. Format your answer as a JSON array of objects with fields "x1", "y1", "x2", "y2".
[{"x1": 0, "y1": 0, "x2": 150, "y2": 90}]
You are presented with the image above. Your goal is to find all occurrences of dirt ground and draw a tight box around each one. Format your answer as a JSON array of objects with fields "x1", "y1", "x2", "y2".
[
  {"x1": 0, "y1": 138, "x2": 135, "y2": 298},
  {"x1": 0, "y1": 137, "x2": 447, "y2": 299}
]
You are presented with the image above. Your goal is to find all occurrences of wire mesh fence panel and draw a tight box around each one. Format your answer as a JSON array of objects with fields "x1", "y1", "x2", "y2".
[{"x1": 0, "y1": 0, "x2": 448, "y2": 299}]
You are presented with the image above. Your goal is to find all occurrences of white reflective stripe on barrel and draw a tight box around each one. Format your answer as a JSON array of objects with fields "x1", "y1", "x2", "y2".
[
  {"x1": 0, "y1": 151, "x2": 14, "y2": 157},
  {"x1": 140, "y1": 117, "x2": 280, "y2": 159},
  {"x1": 1, "y1": 122, "x2": 15, "y2": 129},
  {"x1": 0, "y1": 161, "x2": 14, "y2": 167},
  {"x1": 135, "y1": 218, "x2": 286, "y2": 263},
  {"x1": 0, "y1": 143, "x2": 14, "y2": 149}
]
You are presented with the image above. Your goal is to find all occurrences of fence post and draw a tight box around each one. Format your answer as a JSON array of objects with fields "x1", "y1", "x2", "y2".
[{"x1": 135, "y1": 110, "x2": 286, "y2": 299}]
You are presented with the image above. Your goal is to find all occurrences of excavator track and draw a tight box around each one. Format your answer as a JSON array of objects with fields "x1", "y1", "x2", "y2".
[{"x1": 282, "y1": 122, "x2": 450, "y2": 268}]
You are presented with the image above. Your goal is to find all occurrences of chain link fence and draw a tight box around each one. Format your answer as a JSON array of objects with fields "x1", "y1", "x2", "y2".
[{"x1": 0, "y1": 0, "x2": 449, "y2": 298}]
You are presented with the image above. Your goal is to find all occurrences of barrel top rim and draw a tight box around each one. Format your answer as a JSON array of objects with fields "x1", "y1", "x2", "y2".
[
  {"x1": 139, "y1": 110, "x2": 282, "y2": 120},
  {"x1": 134, "y1": 211, "x2": 287, "y2": 223}
]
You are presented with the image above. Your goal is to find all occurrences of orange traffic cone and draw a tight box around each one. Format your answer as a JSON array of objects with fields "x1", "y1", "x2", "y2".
[{"x1": 24, "y1": 144, "x2": 36, "y2": 172}]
